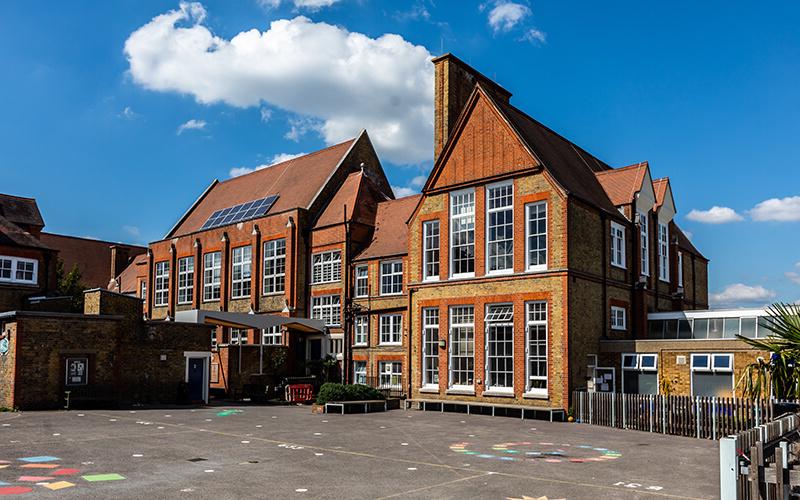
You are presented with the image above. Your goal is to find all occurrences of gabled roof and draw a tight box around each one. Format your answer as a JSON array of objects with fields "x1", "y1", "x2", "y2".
[
  {"x1": 594, "y1": 162, "x2": 649, "y2": 206},
  {"x1": 0, "y1": 215, "x2": 51, "y2": 250},
  {"x1": 354, "y1": 195, "x2": 420, "y2": 261},
  {"x1": 673, "y1": 224, "x2": 707, "y2": 261},
  {"x1": 653, "y1": 177, "x2": 669, "y2": 209},
  {"x1": 314, "y1": 170, "x2": 392, "y2": 229},
  {"x1": 489, "y1": 93, "x2": 620, "y2": 216},
  {"x1": 0, "y1": 194, "x2": 44, "y2": 228},
  {"x1": 167, "y1": 138, "x2": 359, "y2": 238}
]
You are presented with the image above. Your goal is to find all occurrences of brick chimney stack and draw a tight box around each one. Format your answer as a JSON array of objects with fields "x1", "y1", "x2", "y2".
[
  {"x1": 432, "y1": 53, "x2": 512, "y2": 161},
  {"x1": 109, "y1": 245, "x2": 130, "y2": 284}
]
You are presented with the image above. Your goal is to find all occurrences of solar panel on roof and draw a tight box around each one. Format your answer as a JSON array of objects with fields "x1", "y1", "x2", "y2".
[{"x1": 199, "y1": 195, "x2": 278, "y2": 230}]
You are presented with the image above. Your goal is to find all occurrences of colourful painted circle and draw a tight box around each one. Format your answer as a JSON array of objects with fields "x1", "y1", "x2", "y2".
[
  {"x1": 0, "y1": 486, "x2": 33, "y2": 495},
  {"x1": 449, "y1": 441, "x2": 622, "y2": 463}
]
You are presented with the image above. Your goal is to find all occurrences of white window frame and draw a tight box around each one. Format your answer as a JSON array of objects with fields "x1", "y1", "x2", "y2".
[
  {"x1": 154, "y1": 261, "x2": 169, "y2": 307},
  {"x1": 311, "y1": 294, "x2": 341, "y2": 327},
  {"x1": 690, "y1": 353, "x2": 733, "y2": 397},
  {"x1": 611, "y1": 306, "x2": 627, "y2": 331},
  {"x1": 261, "y1": 325, "x2": 281, "y2": 345},
  {"x1": 422, "y1": 220, "x2": 440, "y2": 281},
  {"x1": 354, "y1": 315, "x2": 368, "y2": 346},
  {"x1": 0, "y1": 256, "x2": 38, "y2": 285},
  {"x1": 485, "y1": 303, "x2": 514, "y2": 392},
  {"x1": 639, "y1": 212, "x2": 650, "y2": 276},
  {"x1": 230, "y1": 327, "x2": 248, "y2": 345},
  {"x1": 177, "y1": 256, "x2": 194, "y2": 305},
  {"x1": 203, "y1": 251, "x2": 221, "y2": 302},
  {"x1": 525, "y1": 301, "x2": 548, "y2": 396},
  {"x1": 380, "y1": 260, "x2": 403, "y2": 296},
  {"x1": 312, "y1": 250, "x2": 342, "y2": 284},
  {"x1": 262, "y1": 238, "x2": 286, "y2": 295},
  {"x1": 677, "y1": 251, "x2": 684, "y2": 288},
  {"x1": 139, "y1": 280, "x2": 147, "y2": 300},
  {"x1": 421, "y1": 307, "x2": 439, "y2": 388},
  {"x1": 379, "y1": 313, "x2": 402, "y2": 345},
  {"x1": 658, "y1": 223, "x2": 669, "y2": 282},
  {"x1": 610, "y1": 221, "x2": 626, "y2": 269},
  {"x1": 379, "y1": 361, "x2": 402, "y2": 389},
  {"x1": 354, "y1": 265, "x2": 368, "y2": 297},
  {"x1": 448, "y1": 305, "x2": 475, "y2": 390},
  {"x1": 525, "y1": 201, "x2": 547, "y2": 272},
  {"x1": 485, "y1": 182, "x2": 514, "y2": 275},
  {"x1": 230, "y1": 245, "x2": 252, "y2": 299},
  {"x1": 449, "y1": 189, "x2": 475, "y2": 279},
  {"x1": 353, "y1": 360, "x2": 367, "y2": 385},
  {"x1": 621, "y1": 353, "x2": 658, "y2": 394}
]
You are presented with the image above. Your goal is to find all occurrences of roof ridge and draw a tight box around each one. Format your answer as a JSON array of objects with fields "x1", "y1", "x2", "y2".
[
  {"x1": 41, "y1": 232, "x2": 146, "y2": 249},
  {"x1": 595, "y1": 161, "x2": 648, "y2": 176},
  {"x1": 218, "y1": 137, "x2": 356, "y2": 185},
  {"x1": 0, "y1": 193, "x2": 38, "y2": 202}
]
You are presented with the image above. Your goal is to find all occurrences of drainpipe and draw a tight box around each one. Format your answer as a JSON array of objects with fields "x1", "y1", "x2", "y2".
[{"x1": 407, "y1": 287, "x2": 414, "y2": 399}]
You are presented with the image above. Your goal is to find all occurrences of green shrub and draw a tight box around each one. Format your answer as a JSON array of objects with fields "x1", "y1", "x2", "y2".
[{"x1": 315, "y1": 383, "x2": 384, "y2": 405}]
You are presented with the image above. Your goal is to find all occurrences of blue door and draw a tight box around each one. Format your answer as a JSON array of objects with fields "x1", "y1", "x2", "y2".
[{"x1": 187, "y1": 358, "x2": 205, "y2": 402}]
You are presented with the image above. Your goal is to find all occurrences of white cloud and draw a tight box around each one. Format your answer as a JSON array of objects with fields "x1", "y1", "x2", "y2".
[
  {"x1": 259, "y1": 0, "x2": 341, "y2": 10},
  {"x1": 786, "y1": 271, "x2": 800, "y2": 286},
  {"x1": 749, "y1": 196, "x2": 800, "y2": 222},
  {"x1": 259, "y1": 107, "x2": 273, "y2": 123},
  {"x1": 119, "y1": 106, "x2": 137, "y2": 119},
  {"x1": 486, "y1": 1, "x2": 530, "y2": 32},
  {"x1": 284, "y1": 116, "x2": 322, "y2": 142},
  {"x1": 176, "y1": 118, "x2": 207, "y2": 135},
  {"x1": 229, "y1": 152, "x2": 307, "y2": 178},
  {"x1": 686, "y1": 206, "x2": 744, "y2": 224},
  {"x1": 409, "y1": 175, "x2": 427, "y2": 189},
  {"x1": 125, "y1": 3, "x2": 434, "y2": 165},
  {"x1": 682, "y1": 230, "x2": 694, "y2": 240},
  {"x1": 710, "y1": 283, "x2": 777, "y2": 307},
  {"x1": 520, "y1": 28, "x2": 546, "y2": 43},
  {"x1": 392, "y1": 185, "x2": 417, "y2": 198},
  {"x1": 122, "y1": 225, "x2": 142, "y2": 238}
]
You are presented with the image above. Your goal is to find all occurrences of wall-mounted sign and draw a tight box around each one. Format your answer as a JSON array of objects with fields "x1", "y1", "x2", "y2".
[{"x1": 65, "y1": 357, "x2": 88, "y2": 386}]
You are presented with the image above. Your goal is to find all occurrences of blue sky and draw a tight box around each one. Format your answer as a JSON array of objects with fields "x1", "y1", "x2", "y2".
[{"x1": 1, "y1": 1, "x2": 798, "y2": 307}]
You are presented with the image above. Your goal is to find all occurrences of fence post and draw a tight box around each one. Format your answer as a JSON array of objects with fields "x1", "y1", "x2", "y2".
[
  {"x1": 589, "y1": 392, "x2": 593, "y2": 425},
  {"x1": 719, "y1": 437, "x2": 739, "y2": 500},
  {"x1": 649, "y1": 395, "x2": 654, "y2": 433},
  {"x1": 712, "y1": 397, "x2": 717, "y2": 441},
  {"x1": 696, "y1": 397, "x2": 701, "y2": 440},
  {"x1": 612, "y1": 392, "x2": 615, "y2": 428}
]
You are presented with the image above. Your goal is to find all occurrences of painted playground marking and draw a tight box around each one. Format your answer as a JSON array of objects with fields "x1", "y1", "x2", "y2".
[
  {"x1": 449, "y1": 441, "x2": 622, "y2": 464},
  {"x1": 82, "y1": 473, "x2": 126, "y2": 482}
]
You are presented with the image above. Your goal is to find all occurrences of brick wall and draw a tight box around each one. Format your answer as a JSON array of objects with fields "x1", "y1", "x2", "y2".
[{"x1": 0, "y1": 322, "x2": 16, "y2": 409}]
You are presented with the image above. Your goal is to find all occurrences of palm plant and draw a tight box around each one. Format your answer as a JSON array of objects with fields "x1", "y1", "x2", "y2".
[{"x1": 737, "y1": 303, "x2": 800, "y2": 399}]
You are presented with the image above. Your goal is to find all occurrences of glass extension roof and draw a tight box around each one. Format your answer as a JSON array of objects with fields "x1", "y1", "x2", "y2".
[{"x1": 200, "y1": 195, "x2": 279, "y2": 230}]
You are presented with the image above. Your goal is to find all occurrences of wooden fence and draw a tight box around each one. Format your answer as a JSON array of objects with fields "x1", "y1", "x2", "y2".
[
  {"x1": 720, "y1": 412, "x2": 800, "y2": 499},
  {"x1": 573, "y1": 391, "x2": 791, "y2": 440}
]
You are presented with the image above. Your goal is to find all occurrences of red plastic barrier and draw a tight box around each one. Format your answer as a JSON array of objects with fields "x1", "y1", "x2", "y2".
[{"x1": 286, "y1": 384, "x2": 314, "y2": 403}]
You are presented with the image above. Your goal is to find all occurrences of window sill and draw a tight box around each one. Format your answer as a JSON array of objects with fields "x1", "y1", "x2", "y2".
[
  {"x1": 423, "y1": 277, "x2": 440, "y2": 283},
  {"x1": 611, "y1": 327, "x2": 626, "y2": 332},
  {"x1": 379, "y1": 342, "x2": 402, "y2": 347},
  {"x1": 486, "y1": 269, "x2": 514, "y2": 277},
  {"x1": 611, "y1": 263, "x2": 627, "y2": 270},
  {"x1": 525, "y1": 266, "x2": 548, "y2": 273},
  {"x1": 419, "y1": 386, "x2": 440, "y2": 394},
  {"x1": 353, "y1": 343, "x2": 368, "y2": 348},
  {"x1": 523, "y1": 392, "x2": 548, "y2": 400},
  {"x1": 0, "y1": 281, "x2": 38, "y2": 286},
  {"x1": 261, "y1": 292, "x2": 284, "y2": 297},
  {"x1": 449, "y1": 273, "x2": 475, "y2": 280},
  {"x1": 202, "y1": 299, "x2": 221, "y2": 303},
  {"x1": 230, "y1": 296, "x2": 250, "y2": 301},
  {"x1": 482, "y1": 390, "x2": 515, "y2": 398},
  {"x1": 379, "y1": 293, "x2": 404, "y2": 297},
  {"x1": 446, "y1": 388, "x2": 475, "y2": 396},
  {"x1": 177, "y1": 301, "x2": 192, "y2": 306}
]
